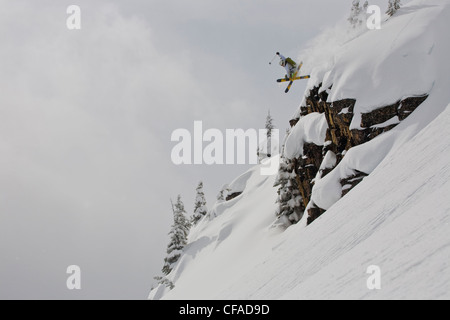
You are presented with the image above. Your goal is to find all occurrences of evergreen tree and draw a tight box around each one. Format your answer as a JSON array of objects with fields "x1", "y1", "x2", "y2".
[
  {"x1": 280, "y1": 128, "x2": 290, "y2": 156},
  {"x1": 363, "y1": 0, "x2": 369, "y2": 11},
  {"x1": 161, "y1": 196, "x2": 190, "y2": 275},
  {"x1": 153, "y1": 275, "x2": 174, "y2": 290},
  {"x1": 274, "y1": 130, "x2": 304, "y2": 226},
  {"x1": 216, "y1": 184, "x2": 230, "y2": 202},
  {"x1": 348, "y1": 1, "x2": 370, "y2": 29},
  {"x1": 348, "y1": 0, "x2": 363, "y2": 28},
  {"x1": 259, "y1": 110, "x2": 276, "y2": 161},
  {"x1": 386, "y1": 0, "x2": 401, "y2": 16},
  {"x1": 265, "y1": 110, "x2": 275, "y2": 138},
  {"x1": 217, "y1": 189, "x2": 225, "y2": 202},
  {"x1": 191, "y1": 182, "x2": 208, "y2": 226}
]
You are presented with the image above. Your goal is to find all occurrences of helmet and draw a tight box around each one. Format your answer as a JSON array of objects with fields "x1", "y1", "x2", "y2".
[{"x1": 279, "y1": 60, "x2": 285, "y2": 67}]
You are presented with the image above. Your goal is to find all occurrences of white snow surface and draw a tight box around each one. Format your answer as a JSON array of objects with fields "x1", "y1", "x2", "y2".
[
  {"x1": 154, "y1": 102, "x2": 450, "y2": 300},
  {"x1": 284, "y1": 112, "x2": 328, "y2": 159},
  {"x1": 315, "y1": 0, "x2": 448, "y2": 129},
  {"x1": 151, "y1": 158, "x2": 281, "y2": 300},
  {"x1": 290, "y1": 0, "x2": 450, "y2": 211},
  {"x1": 150, "y1": 0, "x2": 450, "y2": 300}
]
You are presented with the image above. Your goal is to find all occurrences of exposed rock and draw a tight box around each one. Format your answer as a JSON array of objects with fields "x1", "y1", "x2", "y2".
[
  {"x1": 361, "y1": 102, "x2": 398, "y2": 128},
  {"x1": 283, "y1": 83, "x2": 429, "y2": 226},
  {"x1": 361, "y1": 94, "x2": 428, "y2": 127},
  {"x1": 350, "y1": 128, "x2": 369, "y2": 146},
  {"x1": 301, "y1": 83, "x2": 328, "y2": 116},
  {"x1": 289, "y1": 118, "x2": 299, "y2": 128},
  {"x1": 226, "y1": 192, "x2": 242, "y2": 201},
  {"x1": 398, "y1": 95, "x2": 428, "y2": 121},
  {"x1": 318, "y1": 88, "x2": 330, "y2": 102},
  {"x1": 325, "y1": 99, "x2": 356, "y2": 155},
  {"x1": 307, "y1": 205, "x2": 326, "y2": 225},
  {"x1": 340, "y1": 171, "x2": 369, "y2": 197},
  {"x1": 294, "y1": 143, "x2": 324, "y2": 209}
]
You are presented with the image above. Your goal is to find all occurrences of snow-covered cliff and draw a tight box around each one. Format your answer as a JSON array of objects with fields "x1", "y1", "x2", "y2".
[{"x1": 150, "y1": 0, "x2": 450, "y2": 300}]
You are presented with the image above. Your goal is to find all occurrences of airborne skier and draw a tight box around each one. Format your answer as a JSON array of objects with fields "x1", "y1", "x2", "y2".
[
  {"x1": 273, "y1": 52, "x2": 310, "y2": 93},
  {"x1": 276, "y1": 52, "x2": 297, "y2": 80}
]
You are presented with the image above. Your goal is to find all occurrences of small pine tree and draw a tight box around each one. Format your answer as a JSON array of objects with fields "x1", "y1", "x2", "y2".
[
  {"x1": 278, "y1": 128, "x2": 289, "y2": 157},
  {"x1": 265, "y1": 110, "x2": 275, "y2": 138},
  {"x1": 191, "y1": 182, "x2": 208, "y2": 226},
  {"x1": 274, "y1": 133, "x2": 304, "y2": 227},
  {"x1": 386, "y1": 0, "x2": 401, "y2": 16},
  {"x1": 216, "y1": 185, "x2": 230, "y2": 202},
  {"x1": 153, "y1": 275, "x2": 175, "y2": 290},
  {"x1": 348, "y1": 0, "x2": 363, "y2": 28},
  {"x1": 266, "y1": 110, "x2": 275, "y2": 157},
  {"x1": 161, "y1": 196, "x2": 191, "y2": 275},
  {"x1": 259, "y1": 110, "x2": 276, "y2": 161},
  {"x1": 363, "y1": 0, "x2": 369, "y2": 12},
  {"x1": 217, "y1": 190, "x2": 225, "y2": 202}
]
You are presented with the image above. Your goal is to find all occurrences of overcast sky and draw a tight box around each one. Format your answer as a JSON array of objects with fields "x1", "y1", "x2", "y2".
[{"x1": 0, "y1": 0, "x2": 392, "y2": 299}]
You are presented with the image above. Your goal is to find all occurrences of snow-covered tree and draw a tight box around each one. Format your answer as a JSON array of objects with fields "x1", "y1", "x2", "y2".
[
  {"x1": 280, "y1": 128, "x2": 290, "y2": 156},
  {"x1": 161, "y1": 195, "x2": 191, "y2": 275},
  {"x1": 258, "y1": 110, "x2": 276, "y2": 161},
  {"x1": 348, "y1": 1, "x2": 370, "y2": 28},
  {"x1": 217, "y1": 189, "x2": 225, "y2": 202},
  {"x1": 216, "y1": 184, "x2": 231, "y2": 203},
  {"x1": 265, "y1": 110, "x2": 275, "y2": 138},
  {"x1": 274, "y1": 158, "x2": 304, "y2": 226},
  {"x1": 348, "y1": 0, "x2": 363, "y2": 28},
  {"x1": 363, "y1": 0, "x2": 370, "y2": 18},
  {"x1": 153, "y1": 275, "x2": 174, "y2": 290},
  {"x1": 386, "y1": 0, "x2": 401, "y2": 16},
  {"x1": 191, "y1": 182, "x2": 208, "y2": 226}
]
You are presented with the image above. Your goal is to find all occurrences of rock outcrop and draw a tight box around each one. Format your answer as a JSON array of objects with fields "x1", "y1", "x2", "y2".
[
  {"x1": 286, "y1": 83, "x2": 428, "y2": 225},
  {"x1": 226, "y1": 192, "x2": 242, "y2": 201}
]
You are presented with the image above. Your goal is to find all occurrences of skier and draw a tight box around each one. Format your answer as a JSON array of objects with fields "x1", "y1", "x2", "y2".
[{"x1": 276, "y1": 52, "x2": 297, "y2": 80}]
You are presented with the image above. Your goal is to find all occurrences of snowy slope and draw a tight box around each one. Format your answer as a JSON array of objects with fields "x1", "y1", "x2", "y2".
[
  {"x1": 322, "y1": 0, "x2": 446, "y2": 130},
  {"x1": 288, "y1": 0, "x2": 450, "y2": 213},
  {"x1": 220, "y1": 103, "x2": 450, "y2": 300},
  {"x1": 284, "y1": 112, "x2": 328, "y2": 160},
  {"x1": 150, "y1": 0, "x2": 450, "y2": 300},
  {"x1": 150, "y1": 159, "x2": 281, "y2": 300}
]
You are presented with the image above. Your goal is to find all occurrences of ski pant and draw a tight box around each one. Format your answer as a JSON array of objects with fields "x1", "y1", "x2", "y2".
[{"x1": 285, "y1": 64, "x2": 295, "y2": 78}]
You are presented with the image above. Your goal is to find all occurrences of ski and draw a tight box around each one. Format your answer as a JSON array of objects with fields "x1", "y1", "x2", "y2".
[
  {"x1": 285, "y1": 61, "x2": 303, "y2": 93},
  {"x1": 286, "y1": 61, "x2": 302, "y2": 93},
  {"x1": 276, "y1": 75, "x2": 311, "y2": 83}
]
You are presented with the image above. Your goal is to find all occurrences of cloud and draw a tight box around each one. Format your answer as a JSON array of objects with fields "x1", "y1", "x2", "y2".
[{"x1": 0, "y1": 0, "x2": 204, "y2": 299}]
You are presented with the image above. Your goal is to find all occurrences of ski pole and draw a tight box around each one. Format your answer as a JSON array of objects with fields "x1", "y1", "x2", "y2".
[{"x1": 269, "y1": 54, "x2": 277, "y2": 65}]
